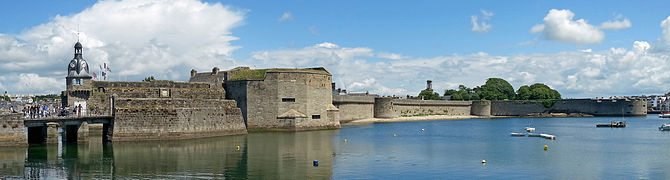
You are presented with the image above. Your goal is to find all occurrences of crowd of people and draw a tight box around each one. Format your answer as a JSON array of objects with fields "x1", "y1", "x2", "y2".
[{"x1": 20, "y1": 104, "x2": 84, "y2": 119}]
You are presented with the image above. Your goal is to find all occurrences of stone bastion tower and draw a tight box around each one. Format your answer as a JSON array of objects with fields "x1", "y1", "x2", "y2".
[{"x1": 190, "y1": 67, "x2": 341, "y2": 131}]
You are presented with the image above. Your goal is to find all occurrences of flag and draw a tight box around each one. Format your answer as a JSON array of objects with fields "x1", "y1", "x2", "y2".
[
  {"x1": 99, "y1": 64, "x2": 103, "y2": 71},
  {"x1": 92, "y1": 72, "x2": 97, "y2": 79},
  {"x1": 101, "y1": 71, "x2": 106, "y2": 80},
  {"x1": 106, "y1": 64, "x2": 112, "y2": 72}
]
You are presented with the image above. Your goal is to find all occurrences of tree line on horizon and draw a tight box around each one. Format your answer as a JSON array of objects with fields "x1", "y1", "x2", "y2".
[{"x1": 418, "y1": 78, "x2": 561, "y2": 101}]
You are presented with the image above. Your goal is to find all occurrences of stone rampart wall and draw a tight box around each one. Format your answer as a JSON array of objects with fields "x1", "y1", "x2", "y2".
[
  {"x1": 114, "y1": 98, "x2": 237, "y2": 109},
  {"x1": 0, "y1": 113, "x2": 27, "y2": 146},
  {"x1": 392, "y1": 99, "x2": 471, "y2": 117},
  {"x1": 112, "y1": 107, "x2": 246, "y2": 141},
  {"x1": 332, "y1": 95, "x2": 374, "y2": 121},
  {"x1": 470, "y1": 100, "x2": 491, "y2": 116},
  {"x1": 491, "y1": 99, "x2": 647, "y2": 116},
  {"x1": 92, "y1": 80, "x2": 211, "y2": 89}
]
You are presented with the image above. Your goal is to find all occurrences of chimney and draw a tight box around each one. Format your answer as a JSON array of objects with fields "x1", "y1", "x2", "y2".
[
  {"x1": 190, "y1": 69, "x2": 197, "y2": 77},
  {"x1": 331, "y1": 83, "x2": 336, "y2": 91}
]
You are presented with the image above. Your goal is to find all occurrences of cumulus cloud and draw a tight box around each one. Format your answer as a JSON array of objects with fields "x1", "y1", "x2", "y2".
[
  {"x1": 531, "y1": 9, "x2": 604, "y2": 44},
  {"x1": 246, "y1": 40, "x2": 670, "y2": 98},
  {"x1": 0, "y1": 0, "x2": 244, "y2": 94},
  {"x1": 470, "y1": 10, "x2": 494, "y2": 33},
  {"x1": 662, "y1": 16, "x2": 670, "y2": 45},
  {"x1": 278, "y1": 12, "x2": 294, "y2": 22},
  {"x1": 600, "y1": 17, "x2": 632, "y2": 30}
]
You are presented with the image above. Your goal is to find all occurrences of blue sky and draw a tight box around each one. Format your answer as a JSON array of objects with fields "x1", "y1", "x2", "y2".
[{"x1": 1, "y1": 0, "x2": 670, "y2": 98}]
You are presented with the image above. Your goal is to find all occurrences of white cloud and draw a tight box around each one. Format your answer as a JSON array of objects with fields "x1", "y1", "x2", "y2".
[
  {"x1": 531, "y1": 9, "x2": 604, "y2": 44},
  {"x1": 278, "y1": 12, "x2": 294, "y2": 22},
  {"x1": 470, "y1": 10, "x2": 493, "y2": 33},
  {"x1": 600, "y1": 18, "x2": 631, "y2": 30},
  {"x1": 247, "y1": 40, "x2": 670, "y2": 98},
  {"x1": 0, "y1": 0, "x2": 244, "y2": 94},
  {"x1": 662, "y1": 16, "x2": 670, "y2": 45},
  {"x1": 376, "y1": 52, "x2": 408, "y2": 60}
]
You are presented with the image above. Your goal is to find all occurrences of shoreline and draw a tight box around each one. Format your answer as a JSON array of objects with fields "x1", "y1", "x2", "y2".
[{"x1": 342, "y1": 115, "x2": 503, "y2": 125}]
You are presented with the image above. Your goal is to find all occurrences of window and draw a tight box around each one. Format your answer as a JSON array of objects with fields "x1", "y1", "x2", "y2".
[
  {"x1": 282, "y1": 98, "x2": 295, "y2": 102},
  {"x1": 98, "y1": 87, "x2": 105, "y2": 93},
  {"x1": 312, "y1": 115, "x2": 321, "y2": 119}
]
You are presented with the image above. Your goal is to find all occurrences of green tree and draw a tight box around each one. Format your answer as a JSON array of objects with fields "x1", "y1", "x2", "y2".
[
  {"x1": 478, "y1": 78, "x2": 515, "y2": 100},
  {"x1": 444, "y1": 89, "x2": 458, "y2": 96},
  {"x1": 418, "y1": 90, "x2": 441, "y2": 100},
  {"x1": 516, "y1": 85, "x2": 531, "y2": 100},
  {"x1": 528, "y1": 83, "x2": 561, "y2": 100},
  {"x1": 143, "y1": 76, "x2": 156, "y2": 82}
]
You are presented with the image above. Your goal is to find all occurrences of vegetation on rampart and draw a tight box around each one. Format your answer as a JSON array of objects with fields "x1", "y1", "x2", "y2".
[
  {"x1": 228, "y1": 68, "x2": 329, "y2": 81},
  {"x1": 444, "y1": 78, "x2": 561, "y2": 101},
  {"x1": 142, "y1": 76, "x2": 156, "y2": 82},
  {"x1": 418, "y1": 90, "x2": 441, "y2": 100}
]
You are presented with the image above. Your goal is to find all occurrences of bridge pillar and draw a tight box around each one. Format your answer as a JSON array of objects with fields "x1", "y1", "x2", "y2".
[
  {"x1": 102, "y1": 122, "x2": 114, "y2": 143},
  {"x1": 77, "y1": 122, "x2": 89, "y2": 142},
  {"x1": 27, "y1": 126, "x2": 47, "y2": 144},
  {"x1": 61, "y1": 123, "x2": 81, "y2": 144}
]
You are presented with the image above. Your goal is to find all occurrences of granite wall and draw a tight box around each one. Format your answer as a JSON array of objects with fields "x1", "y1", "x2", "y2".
[
  {"x1": 0, "y1": 113, "x2": 27, "y2": 146},
  {"x1": 332, "y1": 95, "x2": 374, "y2": 122},
  {"x1": 490, "y1": 99, "x2": 647, "y2": 116},
  {"x1": 392, "y1": 99, "x2": 472, "y2": 117},
  {"x1": 225, "y1": 71, "x2": 340, "y2": 131}
]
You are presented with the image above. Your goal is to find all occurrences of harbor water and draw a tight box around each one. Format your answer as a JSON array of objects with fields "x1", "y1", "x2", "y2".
[{"x1": 2, "y1": 114, "x2": 670, "y2": 179}]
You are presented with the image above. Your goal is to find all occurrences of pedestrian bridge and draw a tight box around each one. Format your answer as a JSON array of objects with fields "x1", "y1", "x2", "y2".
[{"x1": 23, "y1": 116, "x2": 114, "y2": 144}]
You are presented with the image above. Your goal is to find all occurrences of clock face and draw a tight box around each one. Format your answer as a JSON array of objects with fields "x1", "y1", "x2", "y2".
[
  {"x1": 69, "y1": 62, "x2": 76, "y2": 68},
  {"x1": 80, "y1": 61, "x2": 87, "y2": 68}
]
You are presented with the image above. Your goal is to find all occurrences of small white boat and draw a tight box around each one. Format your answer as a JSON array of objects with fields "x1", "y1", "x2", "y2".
[
  {"x1": 524, "y1": 127, "x2": 535, "y2": 132},
  {"x1": 659, "y1": 124, "x2": 670, "y2": 131}
]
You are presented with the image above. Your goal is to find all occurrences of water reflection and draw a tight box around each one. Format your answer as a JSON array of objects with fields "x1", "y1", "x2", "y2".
[{"x1": 1, "y1": 130, "x2": 336, "y2": 179}]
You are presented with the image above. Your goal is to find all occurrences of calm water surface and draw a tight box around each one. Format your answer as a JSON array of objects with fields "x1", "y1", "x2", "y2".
[{"x1": 1, "y1": 115, "x2": 670, "y2": 179}]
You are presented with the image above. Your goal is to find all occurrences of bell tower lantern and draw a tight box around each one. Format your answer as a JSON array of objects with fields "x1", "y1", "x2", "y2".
[{"x1": 66, "y1": 41, "x2": 92, "y2": 90}]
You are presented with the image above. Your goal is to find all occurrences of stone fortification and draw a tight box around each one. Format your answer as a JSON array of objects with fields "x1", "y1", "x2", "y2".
[
  {"x1": 470, "y1": 100, "x2": 491, "y2": 116},
  {"x1": 0, "y1": 113, "x2": 27, "y2": 146},
  {"x1": 392, "y1": 99, "x2": 472, "y2": 117},
  {"x1": 332, "y1": 95, "x2": 375, "y2": 122},
  {"x1": 373, "y1": 97, "x2": 395, "y2": 118},
  {"x1": 491, "y1": 99, "x2": 647, "y2": 116},
  {"x1": 82, "y1": 80, "x2": 247, "y2": 141},
  {"x1": 216, "y1": 67, "x2": 340, "y2": 130}
]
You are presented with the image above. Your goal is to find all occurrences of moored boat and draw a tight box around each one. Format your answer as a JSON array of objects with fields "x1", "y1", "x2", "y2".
[
  {"x1": 524, "y1": 127, "x2": 535, "y2": 132},
  {"x1": 596, "y1": 121, "x2": 626, "y2": 128},
  {"x1": 660, "y1": 124, "x2": 670, "y2": 131},
  {"x1": 510, "y1": 133, "x2": 527, "y2": 136},
  {"x1": 660, "y1": 112, "x2": 670, "y2": 118}
]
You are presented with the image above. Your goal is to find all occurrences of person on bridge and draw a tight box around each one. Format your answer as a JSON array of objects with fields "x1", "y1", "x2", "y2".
[{"x1": 78, "y1": 104, "x2": 82, "y2": 117}]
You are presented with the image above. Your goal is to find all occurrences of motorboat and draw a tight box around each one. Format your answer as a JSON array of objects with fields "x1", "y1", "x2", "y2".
[
  {"x1": 596, "y1": 121, "x2": 626, "y2": 128},
  {"x1": 659, "y1": 124, "x2": 670, "y2": 131},
  {"x1": 510, "y1": 133, "x2": 527, "y2": 136},
  {"x1": 524, "y1": 127, "x2": 535, "y2": 132}
]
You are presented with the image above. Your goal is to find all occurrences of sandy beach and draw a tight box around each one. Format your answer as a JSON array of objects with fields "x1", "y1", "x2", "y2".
[{"x1": 342, "y1": 115, "x2": 495, "y2": 125}]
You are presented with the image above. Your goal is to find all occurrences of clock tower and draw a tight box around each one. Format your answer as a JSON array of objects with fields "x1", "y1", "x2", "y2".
[
  {"x1": 63, "y1": 41, "x2": 92, "y2": 113},
  {"x1": 66, "y1": 41, "x2": 92, "y2": 89}
]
